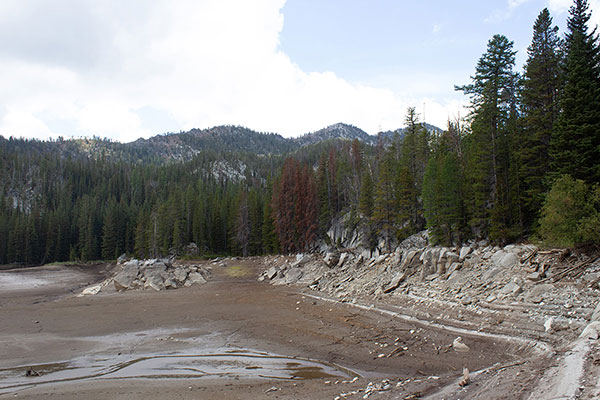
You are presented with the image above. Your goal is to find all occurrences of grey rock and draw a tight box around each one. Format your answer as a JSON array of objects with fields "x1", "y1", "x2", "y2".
[
  {"x1": 145, "y1": 275, "x2": 165, "y2": 291},
  {"x1": 401, "y1": 250, "x2": 421, "y2": 270},
  {"x1": 491, "y1": 250, "x2": 519, "y2": 268},
  {"x1": 383, "y1": 271, "x2": 407, "y2": 293},
  {"x1": 446, "y1": 262, "x2": 462, "y2": 276},
  {"x1": 113, "y1": 260, "x2": 140, "y2": 291},
  {"x1": 526, "y1": 272, "x2": 542, "y2": 281},
  {"x1": 446, "y1": 252, "x2": 459, "y2": 264},
  {"x1": 592, "y1": 303, "x2": 600, "y2": 322},
  {"x1": 437, "y1": 248, "x2": 449, "y2": 263},
  {"x1": 580, "y1": 322, "x2": 600, "y2": 340},
  {"x1": 266, "y1": 267, "x2": 279, "y2": 280},
  {"x1": 117, "y1": 253, "x2": 128, "y2": 264},
  {"x1": 490, "y1": 250, "x2": 506, "y2": 266},
  {"x1": 459, "y1": 247, "x2": 472, "y2": 261},
  {"x1": 173, "y1": 267, "x2": 188, "y2": 283},
  {"x1": 436, "y1": 260, "x2": 446, "y2": 275},
  {"x1": 187, "y1": 271, "x2": 207, "y2": 285},
  {"x1": 461, "y1": 296, "x2": 473, "y2": 305},
  {"x1": 284, "y1": 268, "x2": 303, "y2": 284},
  {"x1": 525, "y1": 283, "x2": 554, "y2": 304},
  {"x1": 499, "y1": 252, "x2": 519, "y2": 268},
  {"x1": 452, "y1": 337, "x2": 470, "y2": 352},
  {"x1": 500, "y1": 281, "x2": 522, "y2": 296},
  {"x1": 445, "y1": 270, "x2": 467, "y2": 288},
  {"x1": 164, "y1": 278, "x2": 179, "y2": 289}
]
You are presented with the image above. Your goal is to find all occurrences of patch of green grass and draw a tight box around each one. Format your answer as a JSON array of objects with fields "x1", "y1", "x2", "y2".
[{"x1": 225, "y1": 265, "x2": 249, "y2": 277}]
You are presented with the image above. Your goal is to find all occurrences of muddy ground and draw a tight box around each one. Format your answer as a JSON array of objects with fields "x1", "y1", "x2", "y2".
[{"x1": 0, "y1": 258, "x2": 591, "y2": 399}]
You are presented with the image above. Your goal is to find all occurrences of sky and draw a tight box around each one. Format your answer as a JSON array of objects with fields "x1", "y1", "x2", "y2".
[{"x1": 0, "y1": 0, "x2": 598, "y2": 142}]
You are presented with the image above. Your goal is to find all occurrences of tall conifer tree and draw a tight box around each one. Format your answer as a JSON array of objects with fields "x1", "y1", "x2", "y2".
[
  {"x1": 520, "y1": 8, "x2": 563, "y2": 230},
  {"x1": 551, "y1": 0, "x2": 600, "y2": 183},
  {"x1": 456, "y1": 34, "x2": 520, "y2": 241}
]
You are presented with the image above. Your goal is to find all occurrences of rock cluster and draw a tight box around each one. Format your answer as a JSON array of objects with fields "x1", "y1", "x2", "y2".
[
  {"x1": 112, "y1": 258, "x2": 211, "y2": 291},
  {"x1": 79, "y1": 258, "x2": 212, "y2": 296}
]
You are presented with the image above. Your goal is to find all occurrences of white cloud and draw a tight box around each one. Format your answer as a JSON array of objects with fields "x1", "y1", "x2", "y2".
[
  {"x1": 509, "y1": 0, "x2": 532, "y2": 9},
  {"x1": 486, "y1": 0, "x2": 533, "y2": 23},
  {"x1": 0, "y1": 0, "x2": 463, "y2": 142},
  {"x1": 548, "y1": 0, "x2": 572, "y2": 13}
]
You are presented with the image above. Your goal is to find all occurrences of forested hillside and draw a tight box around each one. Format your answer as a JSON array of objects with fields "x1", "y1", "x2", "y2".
[{"x1": 1, "y1": 1, "x2": 599, "y2": 265}]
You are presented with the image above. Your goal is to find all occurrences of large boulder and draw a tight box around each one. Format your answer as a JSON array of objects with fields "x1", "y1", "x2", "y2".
[
  {"x1": 173, "y1": 267, "x2": 188, "y2": 283},
  {"x1": 459, "y1": 247, "x2": 472, "y2": 261},
  {"x1": 145, "y1": 275, "x2": 165, "y2": 291},
  {"x1": 143, "y1": 261, "x2": 168, "y2": 282},
  {"x1": 384, "y1": 271, "x2": 408, "y2": 293},
  {"x1": 164, "y1": 277, "x2": 179, "y2": 289},
  {"x1": 491, "y1": 250, "x2": 520, "y2": 268},
  {"x1": 265, "y1": 267, "x2": 279, "y2": 280},
  {"x1": 187, "y1": 271, "x2": 207, "y2": 285},
  {"x1": 113, "y1": 260, "x2": 140, "y2": 291},
  {"x1": 580, "y1": 322, "x2": 600, "y2": 340},
  {"x1": 499, "y1": 252, "x2": 519, "y2": 268},
  {"x1": 284, "y1": 268, "x2": 303, "y2": 284}
]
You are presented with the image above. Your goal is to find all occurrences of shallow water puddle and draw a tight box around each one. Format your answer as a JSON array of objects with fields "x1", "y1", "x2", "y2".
[{"x1": 0, "y1": 349, "x2": 358, "y2": 394}]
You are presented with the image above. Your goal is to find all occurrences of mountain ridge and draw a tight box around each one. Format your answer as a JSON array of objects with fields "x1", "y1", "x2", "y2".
[{"x1": 0, "y1": 121, "x2": 443, "y2": 164}]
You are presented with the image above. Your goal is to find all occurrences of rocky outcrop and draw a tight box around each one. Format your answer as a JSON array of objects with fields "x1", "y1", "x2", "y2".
[{"x1": 260, "y1": 231, "x2": 600, "y2": 344}]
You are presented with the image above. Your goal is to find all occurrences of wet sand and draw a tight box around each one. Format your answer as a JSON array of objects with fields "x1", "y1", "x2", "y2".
[{"x1": 0, "y1": 258, "x2": 519, "y2": 399}]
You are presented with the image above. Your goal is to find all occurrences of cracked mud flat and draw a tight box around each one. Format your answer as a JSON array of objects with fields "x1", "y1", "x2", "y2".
[{"x1": 0, "y1": 259, "x2": 565, "y2": 399}]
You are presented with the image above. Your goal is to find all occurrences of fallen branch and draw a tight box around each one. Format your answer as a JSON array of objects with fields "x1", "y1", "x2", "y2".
[
  {"x1": 537, "y1": 260, "x2": 590, "y2": 284},
  {"x1": 387, "y1": 347, "x2": 405, "y2": 358}
]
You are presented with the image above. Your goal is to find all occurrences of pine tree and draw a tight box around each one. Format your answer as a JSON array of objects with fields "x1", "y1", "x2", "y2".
[
  {"x1": 359, "y1": 169, "x2": 374, "y2": 218},
  {"x1": 520, "y1": 8, "x2": 563, "y2": 230},
  {"x1": 101, "y1": 203, "x2": 119, "y2": 260},
  {"x1": 422, "y1": 126, "x2": 466, "y2": 246},
  {"x1": 248, "y1": 188, "x2": 264, "y2": 255},
  {"x1": 397, "y1": 107, "x2": 429, "y2": 234},
  {"x1": 551, "y1": 0, "x2": 600, "y2": 184},
  {"x1": 316, "y1": 153, "x2": 331, "y2": 235},
  {"x1": 262, "y1": 197, "x2": 279, "y2": 254},
  {"x1": 456, "y1": 34, "x2": 520, "y2": 241},
  {"x1": 134, "y1": 211, "x2": 148, "y2": 258},
  {"x1": 235, "y1": 191, "x2": 250, "y2": 256},
  {"x1": 373, "y1": 151, "x2": 398, "y2": 252}
]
